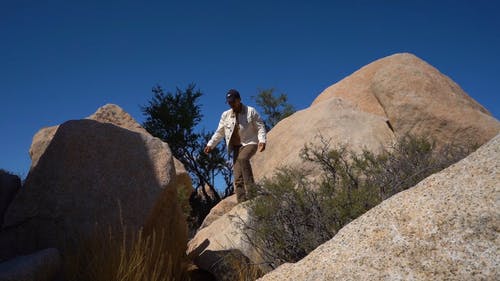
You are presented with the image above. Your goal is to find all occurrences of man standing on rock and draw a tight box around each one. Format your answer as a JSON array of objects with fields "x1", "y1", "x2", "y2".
[{"x1": 204, "y1": 89, "x2": 267, "y2": 203}]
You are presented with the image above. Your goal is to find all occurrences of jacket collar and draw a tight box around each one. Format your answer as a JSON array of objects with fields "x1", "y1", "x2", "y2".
[{"x1": 231, "y1": 104, "x2": 247, "y2": 117}]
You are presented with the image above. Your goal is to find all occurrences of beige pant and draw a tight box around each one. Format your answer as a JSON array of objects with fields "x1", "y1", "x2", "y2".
[{"x1": 233, "y1": 144, "x2": 258, "y2": 203}]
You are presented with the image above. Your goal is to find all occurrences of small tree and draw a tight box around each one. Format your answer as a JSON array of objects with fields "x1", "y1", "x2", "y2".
[
  {"x1": 252, "y1": 88, "x2": 295, "y2": 130},
  {"x1": 141, "y1": 84, "x2": 233, "y2": 229}
]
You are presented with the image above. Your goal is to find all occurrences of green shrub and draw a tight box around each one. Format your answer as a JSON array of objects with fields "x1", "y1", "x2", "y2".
[{"x1": 243, "y1": 134, "x2": 476, "y2": 269}]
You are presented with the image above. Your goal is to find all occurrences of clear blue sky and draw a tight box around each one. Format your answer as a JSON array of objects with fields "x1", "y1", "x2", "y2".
[{"x1": 1, "y1": 0, "x2": 499, "y2": 178}]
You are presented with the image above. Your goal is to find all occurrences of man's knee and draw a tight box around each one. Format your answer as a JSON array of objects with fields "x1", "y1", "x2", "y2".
[
  {"x1": 234, "y1": 177, "x2": 244, "y2": 185},
  {"x1": 236, "y1": 157, "x2": 252, "y2": 168}
]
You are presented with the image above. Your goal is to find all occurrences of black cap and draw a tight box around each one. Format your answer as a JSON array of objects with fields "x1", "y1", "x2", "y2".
[{"x1": 226, "y1": 89, "x2": 241, "y2": 102}]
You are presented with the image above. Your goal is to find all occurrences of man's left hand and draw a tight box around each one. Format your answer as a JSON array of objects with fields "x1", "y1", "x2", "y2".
[{"x1": 258, "y1": 142, "x2": 266, "y2": 152}]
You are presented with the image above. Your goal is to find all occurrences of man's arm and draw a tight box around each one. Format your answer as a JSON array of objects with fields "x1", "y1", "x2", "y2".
[
  {"x1": 205, "y1": 112, "x2": 226, "y2": 153},
  {"x1": 253, "y1": 108, "x2": 267, "y2": 152}
]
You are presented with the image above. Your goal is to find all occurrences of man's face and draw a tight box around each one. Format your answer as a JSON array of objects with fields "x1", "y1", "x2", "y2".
[{"x1": 227, "y1": 98, "x2": 241, "y2": 111}]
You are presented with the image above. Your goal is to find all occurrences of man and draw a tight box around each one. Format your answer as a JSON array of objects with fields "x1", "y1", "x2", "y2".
[{"x1": 204, "y1": 89, "x2": 267, "y2": 203}]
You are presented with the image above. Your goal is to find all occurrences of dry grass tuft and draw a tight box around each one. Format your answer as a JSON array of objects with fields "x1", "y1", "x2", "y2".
[
  {"x1": 63, "y1": 184, "x2": 190, "y2": 281},
  {"x1": 63, "y1": 223, "x2": 190, "y2": 281}
]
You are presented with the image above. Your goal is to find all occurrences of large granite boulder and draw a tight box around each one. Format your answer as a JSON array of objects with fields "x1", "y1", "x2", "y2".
[
  {"x1": 0, "y1": 170, "x2": 20, "y2": 227},
  {"x1": 313, "y1": 53, "x2": 500, "y2": 147},
  {"x1": 198, "y1": 195, "x2": 237, "y2": 230},
  {"x1": 31, "y1": 104, "x2": 193, "y2": 194},
  {"x1": 1, "y1": 104, "x2": 188, "y2": 261},
  {"x1": 258, "y1": 133, "x2": 500, "y2": 281},
  {"x1": 253, "y1": 53, "x2": 499, "y2": 183},
  {"x1": 90, "y1": 104, "x2": 194, "y2": 202},
  {"x1": 28, "y1": 103, "x2": 148, "y2": 170},
  {"x1": 29, "y1": 126, "x2": 58, "y2": 169},
  {"x1": 251, "y1": 97, "x2": 396, "y2": 180},
  {"x1": 29, "y1": 104, "x2": 194, "y2": 209},
  {"x1": 86, "y1": 103, "x2": 150, "y2": 135},
  {"x1": 187, "y1": 202, "x2": 267, "y2": 280}
]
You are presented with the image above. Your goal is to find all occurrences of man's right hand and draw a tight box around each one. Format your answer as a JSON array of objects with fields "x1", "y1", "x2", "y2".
[{"x1": 204, "y1": 146, "x2": 212, "y2": 154}]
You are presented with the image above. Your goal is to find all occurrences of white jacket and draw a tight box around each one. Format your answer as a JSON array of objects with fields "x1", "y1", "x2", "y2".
[{"x1": 207, "y1": 104, "x2": 267, "y2": 154}]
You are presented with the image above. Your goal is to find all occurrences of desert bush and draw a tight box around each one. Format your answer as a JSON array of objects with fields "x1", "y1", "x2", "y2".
[{"x1": 243, "y1": 134, "x2": 476, "y2": 268}]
